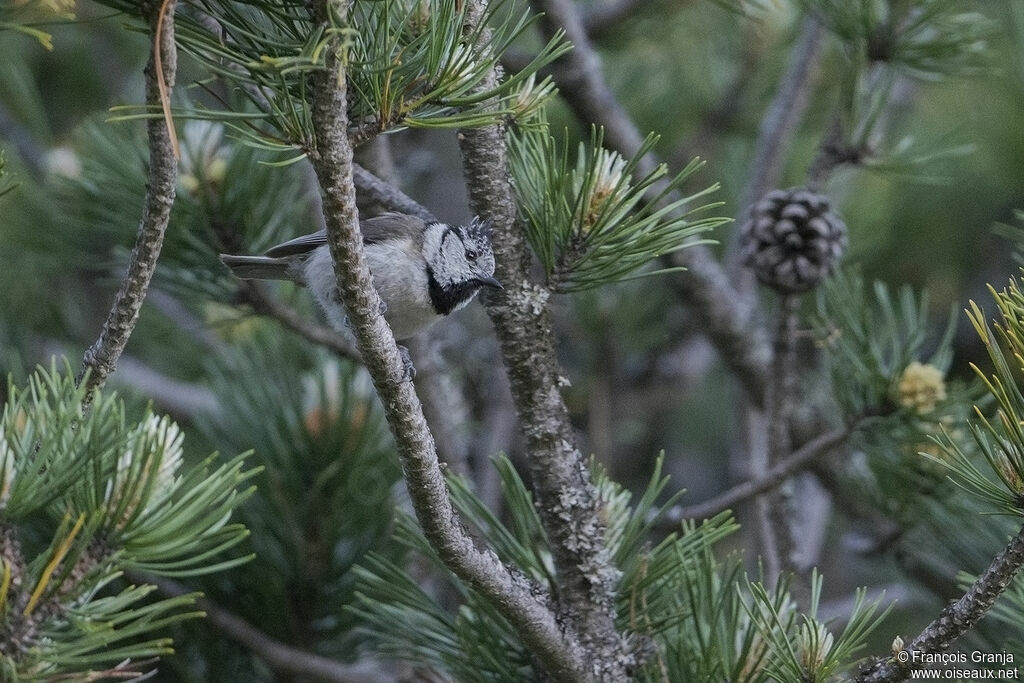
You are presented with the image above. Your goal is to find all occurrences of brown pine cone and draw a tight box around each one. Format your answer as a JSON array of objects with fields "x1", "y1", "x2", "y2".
[{"x1": 740, "y1": 188, "x2": 848, "y2": 294}]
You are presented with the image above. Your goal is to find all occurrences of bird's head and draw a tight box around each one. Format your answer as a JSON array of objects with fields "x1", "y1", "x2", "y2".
[{"x1": 423, "y1": 217, "x2": 501, "y2": 293}]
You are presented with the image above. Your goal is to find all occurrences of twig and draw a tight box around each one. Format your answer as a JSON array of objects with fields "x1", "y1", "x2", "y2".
[
  {"x1": 584, "y1": 0, "x2": 690, "y2": 39},
  {"x1": 353, "y1": 138, "x2": 397, "y2": 216},
  {"x1": 304, "y1": 3, "x2": 589, "y2": 680},
  {"x1": 239, "y1": 282, "x2": 360, "y2": 361},
  {"x1": 661, "y1": 426, "x2": 851, "y2": 523},
  {"x1": 530, "y1": 0, "x2": 772, "y2": 406},
  {"x1": 805, "y1": 110, "x2": 851, "y2": 191},
  {"x1": 458, "y1": 1, "x2": 631, "y2": 677},
  {"x1": 761, "y1": 295, "x2": 801, "y2": 584},
  {"x1": 144, "y1": 575, "x2": 389, "y2": 683},
  {"x1": 78, "y1": 0, "x2": 178, "y2": 399},
  {"x1": 855, "y1": 523, "x2": 1024, "y2": 682},
  {"x1": 351, "y1": 163, "x2": 436, "y2": 223}
]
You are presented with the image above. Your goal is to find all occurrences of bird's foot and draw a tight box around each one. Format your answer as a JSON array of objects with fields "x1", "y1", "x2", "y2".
[{"x1": 397, "y1": 344, "x2": 416, "y2": 382}]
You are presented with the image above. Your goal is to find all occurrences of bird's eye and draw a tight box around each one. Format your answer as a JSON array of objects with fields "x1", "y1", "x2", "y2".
[{"x1": 465, "y1": 248, "x2": 479, "y2": 261}]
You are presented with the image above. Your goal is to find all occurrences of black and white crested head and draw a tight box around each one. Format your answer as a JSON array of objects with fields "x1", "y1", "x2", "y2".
[{"x1": 422, "y1": 216, "x2": 501, "y2": 316}]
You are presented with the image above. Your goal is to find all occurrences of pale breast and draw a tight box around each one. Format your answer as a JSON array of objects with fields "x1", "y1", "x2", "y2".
[{"x1": 303, "y1": 241, "x2": 442, "y2": 340}]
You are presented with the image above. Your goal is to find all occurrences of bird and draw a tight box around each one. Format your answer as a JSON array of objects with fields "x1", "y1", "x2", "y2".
[{"x1": 220, "y1": 212, "x2": 502, "y2": 341}]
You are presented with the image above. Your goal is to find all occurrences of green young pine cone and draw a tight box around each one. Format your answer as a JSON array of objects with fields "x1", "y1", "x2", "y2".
[{"x1": 740, "y1": 188, "x2": 848, "y2": 294}]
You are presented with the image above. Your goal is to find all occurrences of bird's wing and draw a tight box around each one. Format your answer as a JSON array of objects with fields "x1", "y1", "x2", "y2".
[
  {"x1": 359, "y1": 212, "x2": 428, "y2": 245},
  {"x1": 264, "y1": 230, "x2": 328, "y2": 257},
  {"x1": 263, "y1": 213, "x2": 427, "y2": 257}
]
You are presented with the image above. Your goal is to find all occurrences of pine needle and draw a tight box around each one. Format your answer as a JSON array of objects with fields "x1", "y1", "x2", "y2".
[
  {"x1": 154, "y1": 0, "x2": 179, "y2": 160},
  {"x1": 24, "y1": 512, "x2": 87, "y2": 616}
]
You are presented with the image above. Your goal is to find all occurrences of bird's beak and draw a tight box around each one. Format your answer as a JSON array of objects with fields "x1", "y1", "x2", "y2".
[{"x1": 477, "y1": 275, "x2": 503, "y2": 290}]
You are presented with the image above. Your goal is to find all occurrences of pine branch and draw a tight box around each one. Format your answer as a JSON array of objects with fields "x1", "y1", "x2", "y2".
[
  {"x1": 856, "y1": 523, "x2": 1024, "y2": 682},
  {"x1": 147, "y1": 575, "x2": 388, "y2": 683},
  {"x1": 303, "y1": 3, "x2": 587, "y2": 679},
  {"x1": 78, "y1": 0, "x2": 178, "y2": 399},
  {"x1": 351, "y1": 163, "x2": 436, "y2": 223},
  {"x1": 662, "y1": 425, "x2": 851, "y2": 523},
  {"x1": 584, "y1": 0, "x2": 688, "y2": 39},
  {"x1": 761, "y1": 295, "x2": 802, "y2": 584},
  {"x1": 530, "y1": 0, "x2": 772, "y2": 406},
  {"x1": 456, "y1": 2, "x2": 632, "y2": 677},
  {"x1": 726, "y1": 14, "x2": 825, "y2": 276},
  {"x1": 406, "y1": 336, "x2": 471, "y2": 476}
]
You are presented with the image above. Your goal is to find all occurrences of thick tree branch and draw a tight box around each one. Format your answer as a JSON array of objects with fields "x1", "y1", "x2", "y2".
[
  {"x1": 78, "y1": 0, "x2": 178, "y2": 398},
  {"x1": 303, "y1": 4, "x2": 588, "y2": 680},
  {"x1": 146, "y1": 575, "x2": 389, "y2": 683},
  {"x1": 457, "y1": 2, "x2": 632, "y2": 678},
  {"x1": 354, "y1": 143, "x2": 473, "y2": 475},
  {"x1": 856, "y1": 523, "x2": 1024, "y2": 682},
  {"x1": 406, "y1": 336, "x2": 471, "y2": 475},
  {"x1": 530, "y1": 0, "x2": 771, "y2": 406}
]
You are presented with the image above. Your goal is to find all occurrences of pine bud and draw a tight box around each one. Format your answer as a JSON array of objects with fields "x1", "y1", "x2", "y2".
[
  {"x1": 574, "y1": 148, "x2": 629, "y2": 233},
  {"x1": 895, "y1": 361, "x2": 947, "y2": 415},
  {"x1": 740, "y1": 187, "x2": 847, "y2": 293}
]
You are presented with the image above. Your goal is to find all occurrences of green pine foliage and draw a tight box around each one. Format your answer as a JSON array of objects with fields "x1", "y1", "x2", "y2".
[
  {"x1": 798, "y1": 0, "x2": 997, "y2": 80},
  {"x1": 0, "y1": 153, "x2": 15, "y2": 202},
  {"x1": 354, "y1": 456, "x2": 892, "y2": 681},
  {"x1": 181, "y1": 332, "x2": 404, "y2": 665},
  {"x1": 508, "y1": 124, "x2": 728, "y2": 292},
  {"x1": 940, "y1": 277, "x2": 1024, "y2": 516},
  {"x1": 4, "y1": 0, "x2": 1024, "y2": 678},
  {"x1": 0, "y1": 0, "x2": 74, "y2": 52},
  {"x1": 101, "y1": 0, "x2": 568, "y2": 157},
  {"x1": 0, "y1": 363, "x2": 256, "y2": 679},
  {"x1": 813, "y1": 269, "x2": 960, "y2": 421},
  {"x1": 55, "y1": 117, "x2": 317, "y2": 303},
  {"x1": 812, "y1": 270, "x2": 979, "y2": 527},
  {"x1": 743, "y1": 572, "x2": 890, "y2": 683}
]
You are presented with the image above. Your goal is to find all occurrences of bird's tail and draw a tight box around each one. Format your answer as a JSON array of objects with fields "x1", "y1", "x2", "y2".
[{"x1": 219, "y1": 254, "x2": 294, "y2": 281}]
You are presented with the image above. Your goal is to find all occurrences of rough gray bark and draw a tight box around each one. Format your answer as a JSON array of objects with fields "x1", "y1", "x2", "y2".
[
  {"x1": 304, "y1": 3, "x2": 589, "y2": 679},
  {"x1": 760, "y1": 295, "x2": 801, "y2": 584},
  {"x1": 457, "y1": 3, "x2": 632, "y2": 678},
  {"x1": 406, "y1": 336, "x2": 472, "y2": 475},
  {"x1": 856, "y1": 523, "x2": 1024, "y2": 682},
  {"x1": 79, "y1": 0, "x2": 178, "y2": 398}
]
